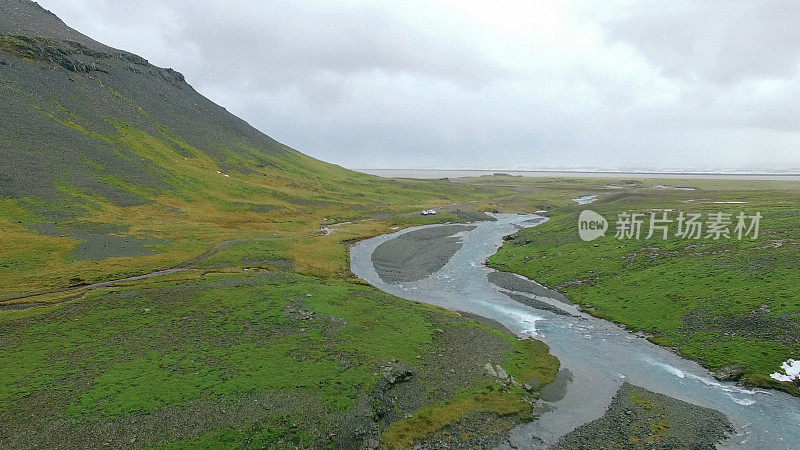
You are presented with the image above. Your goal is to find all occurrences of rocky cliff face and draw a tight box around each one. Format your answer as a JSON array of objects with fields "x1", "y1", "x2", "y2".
[{"x1": 0, "y1": 34, "x2": 186, "y2": 82}]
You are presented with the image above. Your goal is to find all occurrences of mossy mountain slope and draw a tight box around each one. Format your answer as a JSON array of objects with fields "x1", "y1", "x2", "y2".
[
  {"x1": 0, "y1": 0, "x2": 494, "y2": 297},
  {"x1": 0, "y1": 0, "x2": 317, "y2": 208}
]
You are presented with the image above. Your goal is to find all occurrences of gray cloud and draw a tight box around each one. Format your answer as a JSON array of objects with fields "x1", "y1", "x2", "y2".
[
  {"x1": 605, "y1": 0, "x2": 800, "y2": 85},
  {"x1": 35, "y1": 0, "x2": 800, "y2": 171}
]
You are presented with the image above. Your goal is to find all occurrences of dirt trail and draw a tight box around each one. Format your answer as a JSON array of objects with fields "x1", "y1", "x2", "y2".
[{"x1": 0, "y1": 239, "x2": 250, "y2": 309}]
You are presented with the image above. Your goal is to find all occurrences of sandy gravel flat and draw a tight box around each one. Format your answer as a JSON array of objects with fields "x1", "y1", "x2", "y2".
[{"x1": 371, "y1": 225, "x2": 475, "y2": 282}]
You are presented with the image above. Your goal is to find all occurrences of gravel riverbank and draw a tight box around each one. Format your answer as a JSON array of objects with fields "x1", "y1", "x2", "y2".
[
  {"x1": 487, "y1": 271, "x2": 571, "y2": 305},
  {"x1": 552, "y1": 383, "x2": 732, "y2": 449},
  {"x1": 371, "y1": 224, "x2": 475, "y2": 282}
]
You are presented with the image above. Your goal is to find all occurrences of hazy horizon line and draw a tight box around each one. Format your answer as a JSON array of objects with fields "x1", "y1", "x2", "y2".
[{"x1": 356, "y1": 168, "x2": 800, "y2": 176}]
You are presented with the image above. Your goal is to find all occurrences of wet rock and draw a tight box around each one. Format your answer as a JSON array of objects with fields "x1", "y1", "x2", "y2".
[
  {"x1": 526, "y1": 378, "x2": 541, "y2": 390},
  {"x1": 713, "y1": 364, "x2": 746, "y2": 382},
  {"x1": 539, "y1": 368, "x2": 573, "y2": 403},
  {"x1": 504, "y1": 292, "x2": 574, "y2": 316}
]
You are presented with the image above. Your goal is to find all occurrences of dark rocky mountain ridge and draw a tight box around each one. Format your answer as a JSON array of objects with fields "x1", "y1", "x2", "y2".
[{"x1": 0, "y1": 0, "x2": 320, "y2": 214}]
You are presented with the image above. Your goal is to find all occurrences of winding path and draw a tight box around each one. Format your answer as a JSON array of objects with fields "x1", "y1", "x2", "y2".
[{"x1": 0, "y1": 238, "x2": 254, "y2": 309}]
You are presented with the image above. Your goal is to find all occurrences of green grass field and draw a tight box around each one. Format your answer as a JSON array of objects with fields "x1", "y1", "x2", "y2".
[
  {"x1": 0, "y1": 268, "x2": 558, "y2": 447},
  {"x1": 487, "y1": 177, "x2": 800, "y2": 395}
]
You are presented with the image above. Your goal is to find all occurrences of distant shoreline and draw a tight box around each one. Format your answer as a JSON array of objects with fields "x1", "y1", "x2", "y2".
[{"x1": 357, "y1": 168, "x2": 800, "y2": 181}]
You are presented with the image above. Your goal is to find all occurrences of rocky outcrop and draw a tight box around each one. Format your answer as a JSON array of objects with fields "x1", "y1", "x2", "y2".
[
  {"x1": 484, "y1": 362, "x2": 528, "y2": 389},
  {"x1": 0, "y1": 33, "x2": 190, "y2": 87},
  {"x1": 713, "y1": 364, "x2": 746, "y2": 382},
  {"x1": 381, "y1": 363, "x2": 415, "y2": 385},
  {"x1": 495, "y1": 364, "x2": 509, "y2": 380}
]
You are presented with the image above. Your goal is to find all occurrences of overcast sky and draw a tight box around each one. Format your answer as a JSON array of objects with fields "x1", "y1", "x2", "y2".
[{"x1": 37, "y1": 0, "x2": 800, "y2": 172}]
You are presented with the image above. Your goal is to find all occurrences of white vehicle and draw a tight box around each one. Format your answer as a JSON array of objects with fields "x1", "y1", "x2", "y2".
[{"x1": 421, "y1": 209, "x2": 437, "y2": 216}]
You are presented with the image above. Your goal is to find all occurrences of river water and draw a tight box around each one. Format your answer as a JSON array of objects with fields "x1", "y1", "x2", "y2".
[{"x1": 350, "y1": 214, "x2": 800, "y2": 449}]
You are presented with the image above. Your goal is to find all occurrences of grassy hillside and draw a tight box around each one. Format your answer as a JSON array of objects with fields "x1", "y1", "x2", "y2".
[
  {"x1": 0, "y1": 2, "x2": 560, "y2": 447},
  {"x1": 487, "y1": 177, "x2": 800, "y2": 395},
  {"x1": 0, "y1": 0, "x2": 510, "y2": 299}
]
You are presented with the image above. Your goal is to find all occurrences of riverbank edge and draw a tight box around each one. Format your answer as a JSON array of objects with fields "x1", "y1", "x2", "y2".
[
  {"x1": 551, "y1": 383, "x2": 733, "y2": 449},
  {"x1": 486, "y1": 253, "x2": 800, "y2": 398},
  {"x1": 348, "y1": 218, "x2": 566, "y2": 448}
]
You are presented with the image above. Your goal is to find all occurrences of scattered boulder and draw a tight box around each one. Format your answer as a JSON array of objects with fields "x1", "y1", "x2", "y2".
[
  {"x1": 713, "y1": 364, "x2": 746, "y2": 382},
  {"x1": 485, "y1": 363, "x2": 525, "y2": 388},
  {"x1": 283, "y1": 300, "x2": 315, "y2": 321},
  {"x1": 381, "y1": 363, "x2": 414, "y2": 385},
  {"x1": 284, "y1": 306, "x2": 314, "y2": 321},
  {"x1": 526, "y1": 378, "x2": 541, "y2": 391}
]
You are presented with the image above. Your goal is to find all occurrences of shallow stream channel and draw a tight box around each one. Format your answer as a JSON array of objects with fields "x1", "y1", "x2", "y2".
[{"x1": 350, "y1": 214, "x2": 800, "y2": 449}]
